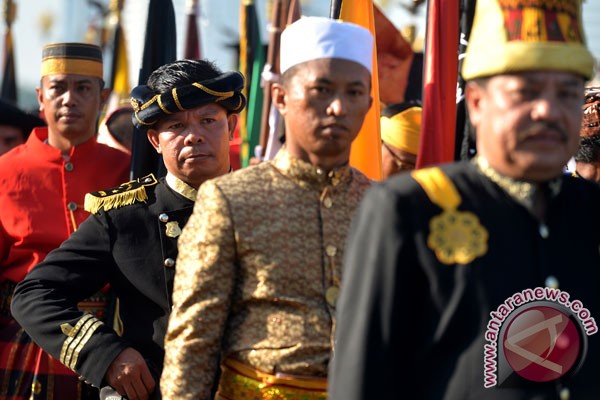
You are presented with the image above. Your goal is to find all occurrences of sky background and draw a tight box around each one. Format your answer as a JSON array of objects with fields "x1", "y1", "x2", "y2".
[{"x1": 1, "y1": 0, "x2": 599, "y2": 110}]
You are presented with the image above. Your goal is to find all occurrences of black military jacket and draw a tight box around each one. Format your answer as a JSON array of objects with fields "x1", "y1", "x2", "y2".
[
  {"x1": 331, "y1": 161, "x2": 600, "y2": 400},
  {"x1": 11, "y1": 175, "x2": 194, "y2": 394}
]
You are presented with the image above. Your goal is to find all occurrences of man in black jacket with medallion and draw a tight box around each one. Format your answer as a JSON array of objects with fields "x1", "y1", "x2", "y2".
[
  {"x1": 11, "y1": 59, "x2": 246, "y2": 400},
  {"x1": 330, "y1": 0, "x2": 600, "y2": 399}
]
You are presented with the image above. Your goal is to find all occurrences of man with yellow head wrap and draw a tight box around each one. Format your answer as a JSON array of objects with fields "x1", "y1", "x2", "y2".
[
  {"x1": 331, "y1": 0, "x2": 600, "y2": 398},
  {"x1": 380, "y1": 100, "x2": 422, "y2": 178}
]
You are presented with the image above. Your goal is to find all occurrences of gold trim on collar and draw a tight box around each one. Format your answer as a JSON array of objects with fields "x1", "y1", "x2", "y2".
[
  {"x1": 272, "y1": 147, "x2": 352, "y2": 191},
  {"x1": 166, "y1": 173, "x2": 197, "y2": 201},
  {"x1": 473, "y1": 156, "x2": 536, "y2": 204}
]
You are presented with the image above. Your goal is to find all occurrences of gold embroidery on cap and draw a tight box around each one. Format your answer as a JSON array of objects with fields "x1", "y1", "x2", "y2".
[
  {"x1": 130, "y1": 98, "x2": 141, "y2": 112},
  {"x1": 499, "y1": 0, "x2": 583, "y2": 44}
]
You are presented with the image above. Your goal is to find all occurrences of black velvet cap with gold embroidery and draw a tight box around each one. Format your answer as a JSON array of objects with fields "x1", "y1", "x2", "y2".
[
  {"x1": 41, "y1": 43, "x2": 103, "y2": 78},
  {"x1": 130, "y1": 71, "x2": 246, "y2": 131}
]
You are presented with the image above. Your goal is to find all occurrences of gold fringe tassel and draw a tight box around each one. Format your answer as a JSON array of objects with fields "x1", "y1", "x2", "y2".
[{"x1": 84, "y1": 185, "x2": 148, "y2": 214}]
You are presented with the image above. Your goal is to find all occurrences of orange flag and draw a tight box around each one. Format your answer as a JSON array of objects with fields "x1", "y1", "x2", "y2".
[{"x1": 339, "y1": 0, "x2": 382, "y2": 181}]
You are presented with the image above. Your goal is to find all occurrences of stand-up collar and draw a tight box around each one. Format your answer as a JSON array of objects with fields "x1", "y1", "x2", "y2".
[
  {"x1": 165, "y1": 173, "x2": 197, "y2": 202},
  {"x1": 271, "y1": 147, "x2": 352, "y2": 191},
  {"x1": 27, "y1": 127, "x2": 99, "y2": 162},
  {"x1": 472, "y1": 156, "x2": 561, "y2": 210}
]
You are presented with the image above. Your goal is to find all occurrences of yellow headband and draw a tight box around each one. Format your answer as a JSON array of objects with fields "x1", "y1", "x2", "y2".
[
  {"x1": 41, "y1": 59, "x2": 103, "y2": 79},
  {"x1": 41, "y1": 43, "x2": 103, "y2": 79},
  {"x1": 380, "y1": 106, "x2": 422, "y2": 155}
]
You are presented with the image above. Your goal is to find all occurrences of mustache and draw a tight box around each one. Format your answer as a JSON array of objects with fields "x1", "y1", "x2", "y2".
[{"x1": 518, "y1": 122, "x2": 568, "y2": 142}]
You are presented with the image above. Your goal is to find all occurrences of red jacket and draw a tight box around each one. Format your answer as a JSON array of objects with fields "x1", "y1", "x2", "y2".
[{"x1": 0, "y1": 127, "x2": 130, "y2": 282}]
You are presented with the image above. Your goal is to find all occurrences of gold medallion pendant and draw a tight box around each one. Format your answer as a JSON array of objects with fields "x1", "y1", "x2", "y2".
[
  {"x1": 165, "y1": 221, "x2": 182, "y2": 238},
  {"x1": 427, "y1": 209, "x2": 488, "y2": 265},
  {"x1": 411, "y1": 167, "x2": 489, "y2": 266}
]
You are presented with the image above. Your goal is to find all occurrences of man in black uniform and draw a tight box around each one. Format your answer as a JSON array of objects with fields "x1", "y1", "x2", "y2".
[
  {"x1": 11, "y1": 59, "x2": 246, "y2": 400},
  {"x1": 330, "y1": 0, "x2": 600, "y2": 399}
]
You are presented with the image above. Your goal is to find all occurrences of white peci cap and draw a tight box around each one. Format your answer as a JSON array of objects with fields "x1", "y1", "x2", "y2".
[{"x1": 280, "y1": 16, "x2": 374, "y2": 74}]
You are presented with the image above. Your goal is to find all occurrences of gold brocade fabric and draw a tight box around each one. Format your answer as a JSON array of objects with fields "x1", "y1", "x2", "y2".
[
  {"x1": 161, "y1": 148, "x2": 371, "y2": 399},
  {"x1": 215, "y1": 358, "x2": 327, "y2": 400}
]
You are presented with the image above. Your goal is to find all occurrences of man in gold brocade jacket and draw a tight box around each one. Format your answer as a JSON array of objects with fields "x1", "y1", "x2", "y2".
[{"x1": 161, "y1": 16, "x2": 374, "y2": 400}]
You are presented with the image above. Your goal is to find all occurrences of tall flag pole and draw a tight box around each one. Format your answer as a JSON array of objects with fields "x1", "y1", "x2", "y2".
[
  {"x1": 129, "y1": 0, "x2": 176, "y2": 179},
  {"x1": 338, "y1": 0, "x2": 383, "y2": 181},
  {"x1": 456, "y1": 0, "x2": 477, "y2": 160},
  {"x1": 329, "y1": 0, "x2": 342, "y2": 19},
  {"x1": 184, "y1": 0, "x2": 201, "y2": 59},
  {"x1": 1, "y1": 0, "x2": 17, "y2": 104},
  {"x1": 239, "y1": 0, "x2": 266, "y2": 167},
  {"x1": 106, "y1": 0, "x2": 129, "y2": 111},
  {"x1": 261, "y1": 0, "x2": 301, "y2": 160},
  {"x1": 238, "y1": 0, "x2": 250, "y2": 165},
  {"x1": 417, "y1": 0, "x2": 459, "y2": 168},
  {"x1": 257, "y1": 0, "x2": 284, "y2": 161},
  {"x1": 287, "y1": 0, "x2": 300, "y2": 24}
]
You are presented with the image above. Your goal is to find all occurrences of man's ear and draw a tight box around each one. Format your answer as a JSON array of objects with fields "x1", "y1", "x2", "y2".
[
  {"x1": 99, "y1": 88, "x2": 111, "y2": 110},
  {"x1": 227, "y1": 113, "x2": 239, "y2": 140},
  {"x1": 464, "y1": 81, "x2": 485, "y2": 130},
  {"x1": 147, "y1": 129, "x2": 162, "y2": 153},
  {"x1": 271, "y1": 83, "x2": 287, "y2": 115},
  {"x1": 36, "y1": 86, "x2": 44, "y2": 113}
]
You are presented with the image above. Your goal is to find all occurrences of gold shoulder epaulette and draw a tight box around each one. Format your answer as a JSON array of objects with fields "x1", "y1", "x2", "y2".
[{"x1": 84, "y1": 174, "x2": 158, "y2": 214}]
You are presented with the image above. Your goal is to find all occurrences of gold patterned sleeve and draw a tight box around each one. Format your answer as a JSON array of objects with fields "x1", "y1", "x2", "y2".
[{"x1": 160, "y1": 179, "x2": 236, "y2": 400}]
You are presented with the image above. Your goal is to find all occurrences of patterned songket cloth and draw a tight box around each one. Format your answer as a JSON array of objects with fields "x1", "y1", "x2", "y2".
[{"x1": 216, "y1": 358, "x2": 327, "y2": 400}]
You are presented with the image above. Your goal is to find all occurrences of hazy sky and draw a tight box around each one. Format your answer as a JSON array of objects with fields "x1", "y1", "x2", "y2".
[
  {"x1": 1, "y1": 0, "x2": 332, "y2": 108},
  {"x1": 1, "y1": 0, "x2": 599, "y2": 109}
]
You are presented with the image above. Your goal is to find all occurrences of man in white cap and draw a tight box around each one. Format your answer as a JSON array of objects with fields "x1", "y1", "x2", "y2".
[
  {"x1": 331, "y1": 0, "x2": 600, "y2": 398},
  {"x1": 160, "y1": 16, "x2": 373, "y2": 399}
]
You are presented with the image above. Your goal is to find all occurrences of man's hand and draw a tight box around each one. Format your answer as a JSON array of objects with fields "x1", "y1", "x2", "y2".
[{"x1": 105, "y1": 347, "x2": 156, "y2": 400}]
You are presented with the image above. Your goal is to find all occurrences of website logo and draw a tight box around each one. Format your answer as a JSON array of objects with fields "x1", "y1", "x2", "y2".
[{"x1": 483, "y1": 287, "x2": 597, "y2": 388}]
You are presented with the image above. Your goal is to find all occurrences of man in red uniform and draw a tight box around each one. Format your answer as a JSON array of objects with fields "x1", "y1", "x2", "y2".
[{"x1": 0, "y1": 42, "x2": 130, "y2": 399}]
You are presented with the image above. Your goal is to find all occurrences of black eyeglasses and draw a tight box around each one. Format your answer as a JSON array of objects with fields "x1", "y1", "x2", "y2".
[{"x1": 382, "y1": 141, "x2": 416, "y2": 171}]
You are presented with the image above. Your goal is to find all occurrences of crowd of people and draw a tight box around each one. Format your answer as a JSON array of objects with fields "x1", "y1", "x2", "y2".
[{"x1": 1, "y1": 0, "x2": 600, "y2": 399}]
